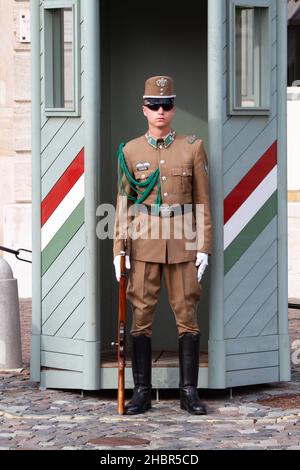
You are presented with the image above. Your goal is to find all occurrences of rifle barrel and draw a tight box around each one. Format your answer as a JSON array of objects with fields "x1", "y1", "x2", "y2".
[{"x1": 117, "y1": 251, "x2": 126, "y2": 415}]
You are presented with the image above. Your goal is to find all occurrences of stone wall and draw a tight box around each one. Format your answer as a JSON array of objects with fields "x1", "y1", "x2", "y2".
[{"x1": 0, "y1": 0, "x2": 31, "y2": 297}]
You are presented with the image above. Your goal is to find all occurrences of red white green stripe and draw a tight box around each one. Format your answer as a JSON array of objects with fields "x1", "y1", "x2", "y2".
[
  {"x1": 224, "y1": 142, "x2": 277, "y2": 274},
  {"x1": 41, "y1": 148, "x2": 85, "y2": 275}
]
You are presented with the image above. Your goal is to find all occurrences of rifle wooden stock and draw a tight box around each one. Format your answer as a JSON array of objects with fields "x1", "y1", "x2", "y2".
[{"x1": 117, "y1": 249, "x2": 127, "y2": 415}]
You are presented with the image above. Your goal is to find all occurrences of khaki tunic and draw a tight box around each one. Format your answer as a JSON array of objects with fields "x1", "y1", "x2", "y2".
[{"x1": 113, "y1": 134, "x2": 213, "y2": 263}]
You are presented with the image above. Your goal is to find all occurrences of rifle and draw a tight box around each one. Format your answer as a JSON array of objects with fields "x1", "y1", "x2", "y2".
[{"x1": 117, "y1": 242, "x2": 127, "y2": 415}]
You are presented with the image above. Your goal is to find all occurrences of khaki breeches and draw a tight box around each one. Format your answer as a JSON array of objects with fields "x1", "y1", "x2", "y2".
[{"x1": 126, "y1": 260, "x2": 202, "y2": 337}]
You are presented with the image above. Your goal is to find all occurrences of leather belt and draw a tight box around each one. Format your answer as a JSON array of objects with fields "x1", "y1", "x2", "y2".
[{"x1": 135, "y1": 204, "x2": 193, "y2": 218}]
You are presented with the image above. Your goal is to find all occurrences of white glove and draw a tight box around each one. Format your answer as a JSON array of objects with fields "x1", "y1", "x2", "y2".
[
  {"x1": 195, "y1": 252, "x2": 208, "y2": 283},
  {"x1": 113, "y1": 255, "x2": 131, "y2": 282}
]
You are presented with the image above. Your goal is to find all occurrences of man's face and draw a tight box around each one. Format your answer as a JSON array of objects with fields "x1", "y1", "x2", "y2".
[{"x1": 142, "y1": 99, "x2": 176, "y2": 130}]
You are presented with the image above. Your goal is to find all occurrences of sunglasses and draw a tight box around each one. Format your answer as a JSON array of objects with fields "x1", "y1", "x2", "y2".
[{"x1": 144, "y1": 100, "x2": 174, "y2": 111}]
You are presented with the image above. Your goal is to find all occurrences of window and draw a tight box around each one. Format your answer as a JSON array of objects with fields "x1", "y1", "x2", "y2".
[
  {"x1": 43, "y1": 0, "x2": 80, "y2": 116},
  {"x1": 228, "y1": 1, "x2": 272, "y2": 115}
]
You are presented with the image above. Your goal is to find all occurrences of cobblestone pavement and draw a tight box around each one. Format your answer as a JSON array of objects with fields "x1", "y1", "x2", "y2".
[{"x1": 0, "y1": 299, "x2": 299, "y2": 450}]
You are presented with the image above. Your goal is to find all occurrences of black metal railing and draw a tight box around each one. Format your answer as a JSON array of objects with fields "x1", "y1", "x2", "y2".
[
  {"x1": 0, "y1": 246, "x2": 32, "y2": 264},
  {"x1": 288, "y1": 302, "x2": 300, "y2": 310}
]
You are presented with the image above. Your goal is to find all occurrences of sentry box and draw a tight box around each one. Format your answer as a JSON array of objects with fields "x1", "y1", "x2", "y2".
[{"x1": 30, "y1": 0, "x2": 290, "y2": 390}]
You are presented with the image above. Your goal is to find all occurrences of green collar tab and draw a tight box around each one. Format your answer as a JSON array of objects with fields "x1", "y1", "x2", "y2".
[{"x1": 145, "y1": 130, "x2": 176, "y2": 149}]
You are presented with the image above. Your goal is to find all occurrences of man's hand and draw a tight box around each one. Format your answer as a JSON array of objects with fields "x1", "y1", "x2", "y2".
[
  {"x1": 195, "y1": 252, "x2": 208, "y2": 283},
  {"x1": 113, "y1": 255, "x2": 131, "y2": 282}
]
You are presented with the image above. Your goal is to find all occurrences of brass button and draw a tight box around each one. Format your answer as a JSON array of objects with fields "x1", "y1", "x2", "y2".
[
  {"x1": 159, "y1": 145, "x2": 163, "y2": 149},
  {"x1": 141, "y1": 174, "x2": 146, "y2": 179},
  {"x1": 162, "y1": 176, "x2": 167, "y2": 181},
  {"x1": 182, "y1": 171, "x2": 187, "y2": 176},
  {"x1": 163, "y1": 192, "x2": 168, "y2": 197},
  {"x1": 160, "y1": 160, "x2": 165, "y2": 164}
]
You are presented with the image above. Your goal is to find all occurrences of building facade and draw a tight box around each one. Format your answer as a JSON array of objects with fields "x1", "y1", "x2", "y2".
[{"x1": 0, "y1": 0, "x2": 31, "y2": 297}]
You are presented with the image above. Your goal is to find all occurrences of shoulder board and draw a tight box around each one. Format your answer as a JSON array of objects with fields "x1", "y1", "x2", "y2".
[{"x1": 187, "y1": 134, "x2": 198, "y2": 144}]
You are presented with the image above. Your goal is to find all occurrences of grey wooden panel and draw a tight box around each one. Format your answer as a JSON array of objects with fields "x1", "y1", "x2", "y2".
[
  {"x1": 56, "y1": 298, "x2": 85, "y2": 339},
  {"x1": 224, "y1": 116, "x2": 253, "y2": 148},
  {"x1": 225, "y1": 217, "x2": 277, "y2": 298},
  {"x1": 41, "y1": 113, "x2": 48, "y2": 130},
  {"x1": 223, "y1": 47, "x2": 227, "y2": 76},
  {"x1": 271, "y1": 64, "x2": 277, "y2": 91},
  {"x1": 100, "y1": 367, "x2": 209, "y2": 390},
  {"x1": 41, "y1": 117, "x2": 84, "y2": 175},
  {"x1": 41, "y1": 351, "x2": 83, "y2": 372},
  {"x1": 222, "y1": 73, "x2": 227, "y2": 104},
  {"x1": 42, "y1": 275, "x2": 85, "y2": 336},
  {"x1": 271, "y1": 14, "x2": 277, "y2": 46},
  {"x1": 222, "y1": 18, "x2": 227, "y2": 74},
  {"x1": 224, "y1": 116, "x2": 277, "y2": 196},
  {"x1": 225, "y1": 265, "x2": 278, "y2": 339},
  {"x1": 222, "y1": 3, "x2": 226, "y2": 23},
  {"x1": 226, "y1": 335, "x2": 279, "y2": 355},
  {"x1": 41, "y1": 77, "x2": 48, "y2": 129},
  {"x1": 226, "y1": 366, "x2": 279, "y2": 387},
  {"x1": 74, "y1": 323, "x2": 85, "y2": 340},
  {"x1": 41, "y1": 70, "x2": 45, "y2": 104},
  {"x1": 270, "y1": 0, "x2": 276, "y2": 20},
  {"x1": 41, "y1": 117, "x2": 68, "y2": 153},
  {"x1": 239, "y1": 288, "x2": 278, "y2": 337},
  {"x1": 41, "y1": 334, "x2": 84, "y2": 355},
  {"x1": 42, "y1": 225, "x2": 85, "y2": 299},
  {"x1": 271, "y1": 41, "x2": 277, "y2": 74},
  {"x1": 224, "y1": 92, "x2": 277, "y2": 173},
  {"x1": 271, "y1": 63, "x2": 277, "y2": 93},
  {"x1": 80, "y1": 70, "x2": 84, "y2": 100},
  {"x1": 42, "y1": 250, "x2": 85, "y2": 323},
  {"x1": 80, "y1": 18, "x2": 84, "y2": 60},
  {"x1": 41, "y1": 98, "x2": 84, "y2": 138},
  {"x1": 260, "y1": 313, "x2": 278, "y2": 336},
  {"x1": 41, "y1": 120, "x2": 84, "y2": 199},
  {"x1": 226, "y1": 351, "x2": 279, "y2": 371},
  {"x1": 225, "y1": 242, "x2": 277, "y2": 323},
  {"x1": 41, "y1": 370, "x2": 83, "y2": 390}
]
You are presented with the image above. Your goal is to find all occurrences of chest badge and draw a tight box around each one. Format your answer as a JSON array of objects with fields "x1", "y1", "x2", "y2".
[{"x1": 136, "y1": 162, "x2": 151, "y2": 171}]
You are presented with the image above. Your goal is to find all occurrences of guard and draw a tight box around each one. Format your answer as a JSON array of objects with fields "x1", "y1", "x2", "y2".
[{"x1": 113, "y1": 75, "x2": 213, "y2": 415}]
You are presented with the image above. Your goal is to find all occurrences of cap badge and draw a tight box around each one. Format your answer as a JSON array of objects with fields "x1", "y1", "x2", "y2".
[{"x1": 156, "y1": 78, "x2": 168, "y2": 88}]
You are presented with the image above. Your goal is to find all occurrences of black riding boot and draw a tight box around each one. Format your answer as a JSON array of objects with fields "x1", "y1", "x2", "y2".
[
  {"x1": 179, "y1": 332, "x2": 207, "y2": 415},
  {"x1": 125, "y1": 334, "x2": 152, "y2": 415}
]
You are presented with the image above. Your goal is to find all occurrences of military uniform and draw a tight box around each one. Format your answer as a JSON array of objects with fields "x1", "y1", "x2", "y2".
[
  {"x1": 113, "y1": 76, "x2": 212, "y2": 415},
  {"x1": 113, "y1": 132, "x2": 212, "y2": 336}
]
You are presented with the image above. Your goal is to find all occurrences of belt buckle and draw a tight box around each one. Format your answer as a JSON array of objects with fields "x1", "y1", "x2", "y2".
[{"x1": 160, "y1": 205, "x2": 172, "y2": 218}]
